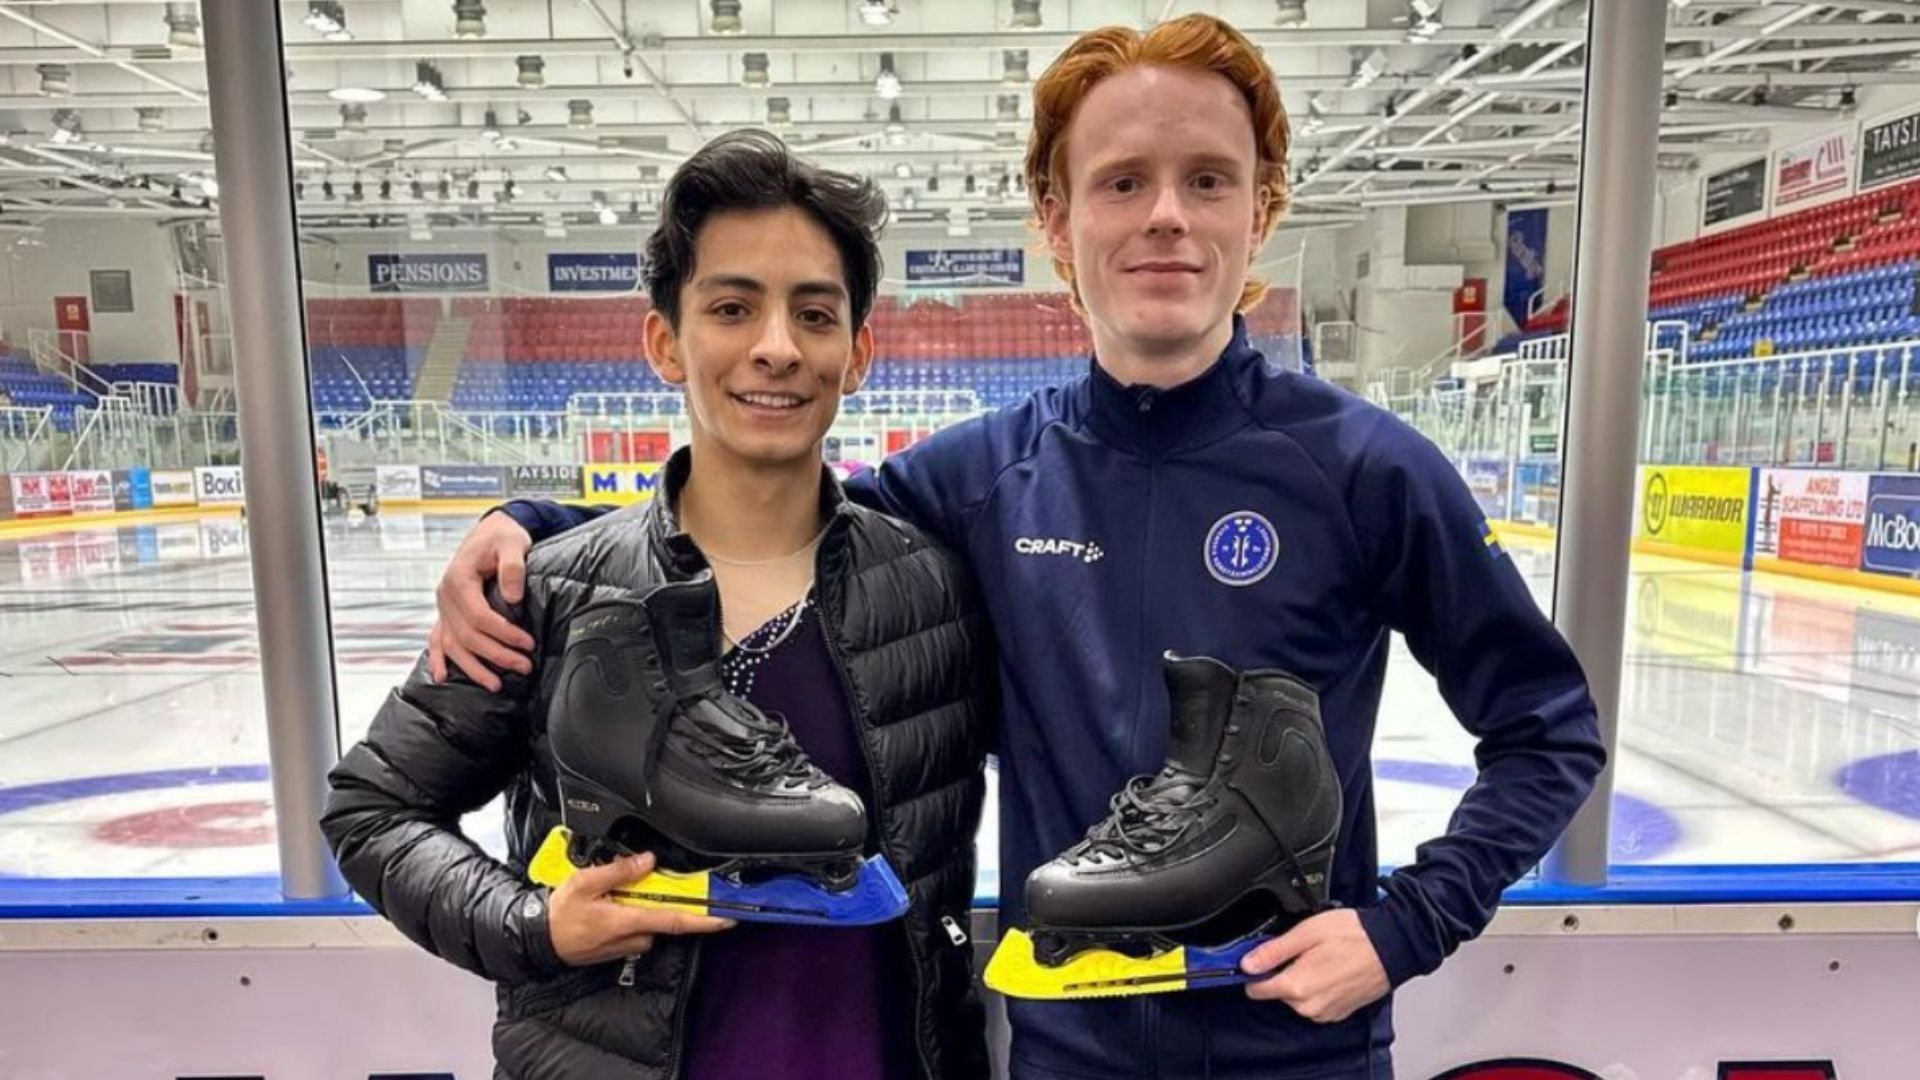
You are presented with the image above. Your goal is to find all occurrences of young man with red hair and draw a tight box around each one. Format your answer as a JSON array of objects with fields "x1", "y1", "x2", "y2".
[{"x1": 428, "y1": 15, "x2": 1604, "y2": 1079}]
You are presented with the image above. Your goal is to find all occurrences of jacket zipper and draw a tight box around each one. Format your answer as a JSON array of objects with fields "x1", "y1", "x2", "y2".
[
  {"x1": 662, "y1": 942, "x2": 704, "y2": 1080},
  {"x1": 816, "y1": 535, "x2": 941, "y2": 1080}
]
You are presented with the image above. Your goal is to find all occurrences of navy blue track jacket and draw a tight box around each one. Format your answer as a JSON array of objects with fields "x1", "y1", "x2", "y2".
[{"x1": 502, "y1": 317, "x2": 1606, "y2": 1080}]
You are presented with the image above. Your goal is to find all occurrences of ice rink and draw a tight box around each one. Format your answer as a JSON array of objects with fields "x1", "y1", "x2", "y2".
[{"x1": 3, "y1": 508, "x2": 1919, "y2": 892}]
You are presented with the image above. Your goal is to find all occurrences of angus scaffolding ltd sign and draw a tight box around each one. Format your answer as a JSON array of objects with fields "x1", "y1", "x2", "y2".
[{"x1": 369, "y1": 253, "x2": 489, "y2": 292}]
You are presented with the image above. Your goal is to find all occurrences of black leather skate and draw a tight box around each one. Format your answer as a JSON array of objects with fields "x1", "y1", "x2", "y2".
[
  {"x1": 529, "y1": 575, "x2": 908, "y2": 926},
  {"x1": 986, "y1": 654, "x2": 1341, "y2": 997}
]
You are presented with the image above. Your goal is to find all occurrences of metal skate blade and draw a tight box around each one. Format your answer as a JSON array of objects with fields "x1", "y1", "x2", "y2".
[{"x1": 985, "y1": 928, "x2": 1266, "y2": 1000}]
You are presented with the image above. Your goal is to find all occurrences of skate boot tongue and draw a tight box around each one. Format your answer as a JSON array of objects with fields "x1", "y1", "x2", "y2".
[{"x1": 1162, "y1": 655, "x2": 1239, "y2": 777}]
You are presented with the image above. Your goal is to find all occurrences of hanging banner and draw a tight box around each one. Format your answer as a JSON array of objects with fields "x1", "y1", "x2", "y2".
[
  {"x1": 10, "y1": 473, "x2": 73, "y2": 519},
  {"x1": 368, "y1": 253, "x2": 489, "y2": 293},
  {"x1": 507, "y1": 464, "x2": 582, "y2": 497},
  {"x1": 1754, "y1": 469, "x2": 1868, "y2": 570},
  {"x1": 1774, "y1": 129, "x2": 1856, "y2": 209},
  {"x1": 904, "y1": 249, "x2": 1024, "y2": 287},
  {"x1": 67, "y1": 470, "x2": 114, "y2": 514},
  {"x1": 1635, "y1": 465, "x2": 1755, "y2": 561},
  {"x1": 548, "y1": 252, "x2": 642, "y2": 293},
  {"x1": 421, "y1": 464, "x2": 508, "y2": 500},
  {"x1": 1860, "y1": 108, "x2": 1920, "y2": 191},
  {"x1": 1861, "y1": 473, "x2": 1920, "y2": 577},
  {"x1": 375, "y1": 465, "x2": 422, "y2": 501},
  {"x1": 150, "y1": 470, "x2": 197, "y2": 507},
  {"x1": 1502, "y1": 208, "x2": 1548, "y2": 329},
  {"x1": 111, "y1": 468, "x2": 153, "y2": 511},
  {"x1": 582, "y1": 462, "x2": 665, "y2": 505},
  {"x1": 1702, "y1": 159, "x2": 1767, "y2": 228},
  {"x1": 194, "y1": 465, "x2": 245, "y2": 505}
]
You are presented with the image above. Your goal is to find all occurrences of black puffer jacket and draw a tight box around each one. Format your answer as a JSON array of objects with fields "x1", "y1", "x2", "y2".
[{"x1": 322, "y1": 451, "x2": 995, "y2": 1079}]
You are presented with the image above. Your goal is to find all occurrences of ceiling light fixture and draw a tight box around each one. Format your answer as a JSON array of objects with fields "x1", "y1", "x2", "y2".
[
  {"x1": 49, "y1": 110, "x2": 81, "y2": 145},
  {"x1": 516, "y1": 55, "x2": 545, "y2": 89},
  {"x1": 875, "y1": 52, "x2": 902, "y2": 99},
  {"x1": 1002, "y1": 49, "x2": 1030, "y2": 84},
  {"x1": 304, "y1": 1, "x2": 350, "y2": 40},
  {"x1": 742, "y1": 52, "x2": 771, "y2": 87},
  {"x1": 710, "y1": 0, "x2": 744, "y2": 35},
  {"x1": 860, "y1": 0, "x2": 895, "y2": 27},
  {"x1": 413, "y1": 61, "x2": 448, "y2": 101},
  {"x1": 38, "y1": 64, "x2": 72, "y2": 98},
  {"x1": 453, "y1": 0, "x2": 487, "y2": 40},
  {"x1": 164, "y1": 4, "x2": 201, "y2": 49}
]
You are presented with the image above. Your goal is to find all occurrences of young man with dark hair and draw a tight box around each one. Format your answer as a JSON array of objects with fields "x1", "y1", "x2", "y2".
[
  {"x1": 324, "y1": 130, "x2": 995, "y2": 1080},
  {"x1": 426, "y1": 16, "x2": 1606, "y2": 1079}
]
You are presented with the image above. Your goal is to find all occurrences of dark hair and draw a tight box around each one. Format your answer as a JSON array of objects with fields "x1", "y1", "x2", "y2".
[{"x1": 644, "y1": 129, "x2": 887, "y2": 332}]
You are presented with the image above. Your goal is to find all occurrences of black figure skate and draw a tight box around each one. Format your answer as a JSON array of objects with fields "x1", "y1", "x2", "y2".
[
  {"x1": 986, "y1": 654, "x2": 1341, "y2": 998},
  {"x1": 528, "y1": 576, "x2": 908, "y2": 927}
]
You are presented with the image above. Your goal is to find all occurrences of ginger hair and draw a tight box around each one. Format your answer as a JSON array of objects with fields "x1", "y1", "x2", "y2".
[{"x1": 1024, "y1": 14, "x2": 1292, "y2": 312}]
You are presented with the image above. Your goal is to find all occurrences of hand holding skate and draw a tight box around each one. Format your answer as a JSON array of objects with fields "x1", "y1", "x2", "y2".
[
  {"x1": 547, "y1": 850, "x2": 736, "y2": 967},
  {"x1": 986, "y1": 655, "x2": 1343, "y2": 1000},
  {"x1": 1240, "y1": 908, "x2": 1389, "y2": 1024},
  {"x1": 540, "y1": 581, "x2": 910, "y2": 928},
  {"x1": 429, "y1": 510, "x2": 536, "y2": 690}
]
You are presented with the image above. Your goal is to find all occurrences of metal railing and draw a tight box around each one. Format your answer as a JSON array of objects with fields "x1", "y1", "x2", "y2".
[
  {"x1": 1379, "y1": 321, "x2": 1920, "y2": 475},
  {"x1": 0, "y1": 405, "x2": 55, "y2": 472}
]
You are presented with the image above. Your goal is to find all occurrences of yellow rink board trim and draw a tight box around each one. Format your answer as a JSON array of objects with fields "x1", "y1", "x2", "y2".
[
  {"x1": 527, "y1": 826, "x2": 714, "y2": 909},
  {"x1": 1492, "y1": 519, "x2": 1920, "y2": 609}
]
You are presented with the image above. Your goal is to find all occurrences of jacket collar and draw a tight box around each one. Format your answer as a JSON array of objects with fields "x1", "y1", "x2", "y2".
[
  {"x1": 644, "y1": 446, "x2": 854, "y2": 577},
  {"x1": 1083, "y1": 314, "x2": 1261, "y2": 457}
]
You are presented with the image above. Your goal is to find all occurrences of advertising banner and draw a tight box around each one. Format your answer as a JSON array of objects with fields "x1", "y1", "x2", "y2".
[
  {"x1": 110, "y1": 467, "x2": 153, "y2": 511},
  {"x1": 1502, "y1": 208, "x2": 1548, "y2": 328},
  {"x1": 1635, "y1": 465, "x2": 1754, "y2": 559},
  {"x1": 1754, "y1": 469, "x2": 1868, "y2": 569},
  {"x1": 421, "y1": 464, "x2": 507, "y2": 500},
  {"x1": 581, "y1": 462, "x2": 665, "y2": 505},
  {"x1": 375, "y1": 465, "x2": 423, "y2": 501},
  {"x1": 507, "y1": 464, "x2": 583, "y2": 497},
  {"x1": 1774, "y1": 129, "x2": 1855, "y2": 209},
  {"x1": 68, "y1": 470, "x2": 114, "y2": 514},
  {"x1": 1461, "y1": 455, "x2": 1512, "y2": 521},
  {"x1": 368, "y1": 253, "x2": 489, "y2": 293},
  {"x1": 1703, "y1": 158, "x2": 1767, "y2": 227},
  {"x1": 549, "y1": 252, "x2": 642, "y2": 292},
  {"x1": 10, "y1": 472, "x2": 73, "y2": 519},
  {"x1": 903, "y1": 248, "x2": 1024, "y2": 287},
  {"x1": 1861, "y1": 108, "x2": 1920, "y2": 191},
  {"x1": 194, "y1": 466, "x2": 245, "y2": 505},
  {"x1": 1861, "y1": 473, "x2": 1920, "y2": 577},
  {"x1": 150, "y1": 469, "x2": 197, "y2": 507}
]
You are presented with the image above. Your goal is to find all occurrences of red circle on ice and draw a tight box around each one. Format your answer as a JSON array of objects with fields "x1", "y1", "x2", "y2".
[{"x1": 91, "y1": 799, "x2": 275, "y2": 848}]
